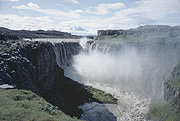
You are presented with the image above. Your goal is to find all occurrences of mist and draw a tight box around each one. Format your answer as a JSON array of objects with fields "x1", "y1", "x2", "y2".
[{"x1": 70, "y1": 39, "x2": 180, "y2": 100}]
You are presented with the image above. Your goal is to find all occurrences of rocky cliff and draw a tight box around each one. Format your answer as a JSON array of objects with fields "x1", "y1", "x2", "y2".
[
  {"x1": 164, "y1": 61, "x2": 180, "y2": 104},
  {"x1": 0, "y1": 27, "x2": 81, "y2": 40},
  {"x1": 0, "y1": 39, "x2": 117, "y2": 118}
]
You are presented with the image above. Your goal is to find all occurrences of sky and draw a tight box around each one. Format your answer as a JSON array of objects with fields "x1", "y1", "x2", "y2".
[{"x1": 0, "y1": 0, "x2": 180, "y2": 35}]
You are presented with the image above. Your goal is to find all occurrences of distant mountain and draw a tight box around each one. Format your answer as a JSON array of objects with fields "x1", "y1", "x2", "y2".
[{"x1": 0, "y1": 27, "x2": 81, "y2": 40}]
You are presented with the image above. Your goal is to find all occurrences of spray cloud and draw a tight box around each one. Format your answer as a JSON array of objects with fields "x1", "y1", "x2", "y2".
[{"x1": 71, "y1": 40, "x2": 180, "y2": 99}]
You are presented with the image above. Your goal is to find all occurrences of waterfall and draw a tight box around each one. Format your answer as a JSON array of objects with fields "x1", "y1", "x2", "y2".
[
  {"x1": 69, "y1": 39, "x2": 180, "y2": 120},
  {"x1": 73, "y1": 40, "x2": 180, "y2": 99},
  {"x1": 43, "y1": 38, "x2": 180, "y2": 99},
  {"x1": 53, "y1": 42, "x2": 82, "y2": 68},
  {"x1": 33, "y1": 38, "x2": 180, "y2": 120}
]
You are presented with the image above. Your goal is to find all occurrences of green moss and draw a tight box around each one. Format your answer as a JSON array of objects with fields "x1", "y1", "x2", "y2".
[
  {"x1": 86, "y1": 86, "x2": 117, "y2": 104},
  {"x1": 147, "y1": 100, "x2": 180, "y2": 121},
  {"x1": 146, "y1": 101, "x2": 165, "y2": 119},
  {"x1": 167, "y1": 112, "x2": 180, "y2": 121},
  {"x1": 0, "y1": 89, "x2": 81, "y2": 121}
]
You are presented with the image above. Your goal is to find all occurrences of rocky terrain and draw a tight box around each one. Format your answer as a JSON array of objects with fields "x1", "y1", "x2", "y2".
[{"x1": 0, "y1": 27, "x2": 81, "y2": 40}]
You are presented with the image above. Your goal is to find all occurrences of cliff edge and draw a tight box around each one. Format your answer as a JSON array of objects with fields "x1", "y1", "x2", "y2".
[
  {"x1": 97, "y1": 25, "x2": 180, "y2": 44},
  {"x1": 0, "y1": 39, "x2": 117, "y2": 119}
]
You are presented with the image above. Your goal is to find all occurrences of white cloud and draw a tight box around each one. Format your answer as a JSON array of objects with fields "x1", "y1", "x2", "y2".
[
  {"x1": 0, "y1": 14, "x2": 55, "y2": 30},
  {"x1": 37, "y1": 9, "x2": 81, "y2": 19},
  {"x1": 95, "y1": 3, "x2": 126, "y2": 15},
  {"x1": 72, "y1": 9, "x2": 83, "y2": 13},
  {"x1": 12, "y1": 2, "x2": 40, "y2": 9},
  {"x1": 12, "y1": 5, "x2": 28, "y2": 9},
  {"x1": 5, "y1": 0, "x2": 180, "y2": 35},
  {"x1": 114, "y1": 0, "x2": 180, "y2": 25},
  {"x1": 13, "y1": 2, "x2": 81, "y2": 19},
  {"x1": 59, "y1": 0, "x2": 180, "y2": 34},
  {"x1": 0, "y1": 0, "x2": 19, "y2": 2},
  {"x1": 66, "y1": 0, "x2": 79, "y2": 4},
  {"x1": 27, "y1": 2, "x2": 40, "y2": 9}
]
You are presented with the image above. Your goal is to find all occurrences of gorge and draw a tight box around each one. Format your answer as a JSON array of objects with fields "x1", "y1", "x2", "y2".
[{"x1": 0, "y1": 25, "x2": 180, "y2": 121}]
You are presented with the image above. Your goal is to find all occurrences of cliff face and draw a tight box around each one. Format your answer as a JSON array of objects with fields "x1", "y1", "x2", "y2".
[
  {"x1": 0, "y1": 39, "x2": 106, "y2": 118},
  {"x1": 164, "y1": 62, "x2": 180, "y2": 104},
  {"x1": 163, "y1": 62, "x2": 180, "y2": 120},
  {"x1": 0, "y1": 40, "x2": 38, "y2": 93},
  {"x1": 147, "y1": 62, "x2": 180, "y2": 121},
  {"x1": 98, "y1": 25, "x2": 180, "y2": 38}
]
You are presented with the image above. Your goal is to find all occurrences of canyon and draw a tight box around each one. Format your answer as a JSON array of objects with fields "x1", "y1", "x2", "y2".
[{"x1": 0, "y1": 25, "x2": 180, "y2": 120}]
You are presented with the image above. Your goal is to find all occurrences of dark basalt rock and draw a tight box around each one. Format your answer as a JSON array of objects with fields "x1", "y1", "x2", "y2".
[{"x1": 0, "y1": 40, "x2": 111, "y2": 118}]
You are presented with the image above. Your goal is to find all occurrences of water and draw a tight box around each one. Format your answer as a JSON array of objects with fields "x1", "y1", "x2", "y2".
[
  {"x1": 69, "y1": 38, "x2": 180, "y2": 121},
  {"x1": 72, "y1": 40, "x2": 180, "y2": 99},
  {"x1": 61, "y1": 38, "x2": 153, "y2": 120},
  {"x1": 31, "y1": 38, "x2": 180, "y2": 121},
  {"x1": 53, "y1": 42, "x2": 82, "y2": 68}
]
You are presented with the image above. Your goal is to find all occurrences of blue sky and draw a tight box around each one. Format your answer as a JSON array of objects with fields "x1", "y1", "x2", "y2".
[{"x1": 0, "y1": 0, "x2": 180, "y2": 35}]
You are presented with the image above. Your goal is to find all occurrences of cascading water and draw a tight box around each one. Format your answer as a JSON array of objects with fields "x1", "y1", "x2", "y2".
[
  {"x1": 53, "y1": 42, "x2": 82, "y2": 68},
  {"x1": 72, "y1": 40, "x2": 180, "y2": 99},
  {"x1": 65, "y1": 38, "x2": 180, "y2": 121}
]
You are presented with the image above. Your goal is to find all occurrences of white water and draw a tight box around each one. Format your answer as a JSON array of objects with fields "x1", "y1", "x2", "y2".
[
  {"x1": 64, "y1": 64, "x2": 151, "y2": 120},
  {"x1": 66, "y1": 38, "x2": 180, "y2": 121},
  {"x1": 79, "y1": 83, "x2": 150, "y2": 121},
  {"x1": 64, "y1": 38, "x2": 153, "y2": 121},
  {"x1": 72, "y1": 39, "x2": 180, "y2": 100}
]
